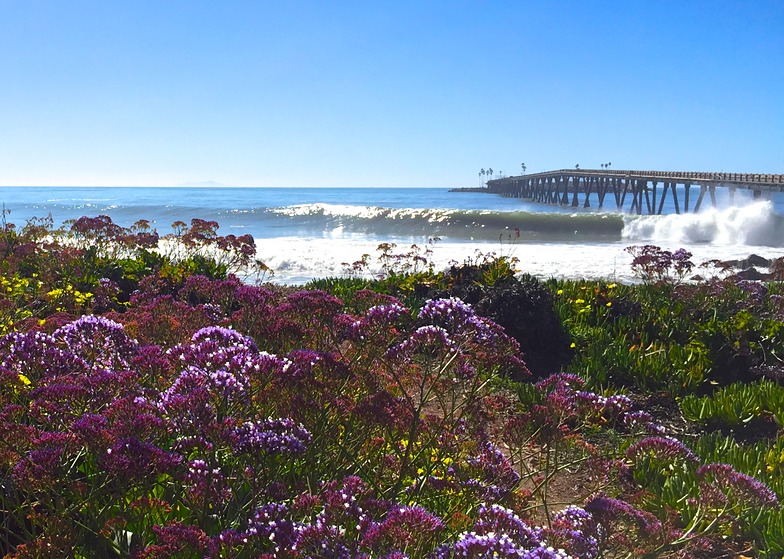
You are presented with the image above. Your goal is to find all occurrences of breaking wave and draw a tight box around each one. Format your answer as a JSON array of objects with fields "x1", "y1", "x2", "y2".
[
  {"x1": 250, "y1": 204, "x2": 626, "y2": 242},
  {"x1": 622, "y1": 201, "x2": 784, "y2": 247}
]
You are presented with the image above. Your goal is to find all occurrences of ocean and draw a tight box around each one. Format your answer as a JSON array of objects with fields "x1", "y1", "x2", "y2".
[{"x1": 1, "y1": 186, "x2": 782, "y2": 284}]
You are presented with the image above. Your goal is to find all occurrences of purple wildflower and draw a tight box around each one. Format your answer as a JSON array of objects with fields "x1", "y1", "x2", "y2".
[
  {"x1": 548, "y1": 506, "x2": 602, "y2": 559},
  {"x1": 465, "y1": 442, "x2": 521, "y2": 502},
  {"x1": 386, "y1": 325, "x2": 456, "y2": 360},
  {"x1": 350, "y1": 302, "x2": 411, "y2": 340},
  {"x1": 622, "y1": 410, "x2": 666, "y2": 435},
  {"x1": 190, "y1": 325, "x2": 258, "y2": 351},
  {"x1": 418, "y1": 297, "x2": 511, "y2": 351},
  {"x1": 362, "y1": 505, "x2": 445, "y2": 551},
  {"x1": 535, "y1": 373, "x2": 585, "y2": 393},
  {"x1": 584, "y1": 495, "x2": 662, "y2": 537},
  {"x1": 419, "y1": 297, "x2": 478, "y2": 332},
  {"x1": 626, "y1": 436, "x2": 699, "y2": 463},
  {"x1": 696, "y1": 463, "x2": 779, "y2": 508},
  {"x1": 54, "y1": 315, "x2": 138, "y2": 370},
  {"x1": 236, "y1": 502, "x2": 301, "y2": 553},
  {"x1": 137, "y1": 522, "x2": 215, "y2": 558},
  {"x1": 233, "y1": 417, "x2": 311, "y2": 455},
  {"x1": 474, "y1": 504, "x2": 539, "y2": 545},
  {"x1": 0, "y1": 330, "x2": 88, "y2": 380},
  {"x1": 99, "y1": 436, "x2": 181, "y2": 481},
  {"x1": 182, "y1": 458, "x2": 231, "y2": 507}
]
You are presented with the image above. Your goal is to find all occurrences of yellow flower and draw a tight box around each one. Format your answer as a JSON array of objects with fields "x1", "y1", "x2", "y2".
[
  {"x1": 606, "y1": 302, "x2": 612, "y2": 307},
  {"x1": 556, "y1": 289, "x2": 563, "y2": 295},
  {"x1": 570, "y1": 342, "x2": 576, "y2": 348},
  {"x1": 18, "y1": 374, "x2": 31, "y2": 386},
  {"x1": 607, "y1": 283, "x2": 617, "y2": 289},
  {"x1": 574, "y1": 298, "x2": 585, "y2": 304}
]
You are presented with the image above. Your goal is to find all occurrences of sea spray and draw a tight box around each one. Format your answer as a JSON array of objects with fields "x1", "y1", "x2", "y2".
[{"x1": 622, "y1": 201, "x2": 784, "y2": 247}]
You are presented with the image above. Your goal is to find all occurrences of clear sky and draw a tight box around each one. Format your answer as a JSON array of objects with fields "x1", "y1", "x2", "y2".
[{"x1": 1, "y1": 1, "x2": 782, "y2": 187}]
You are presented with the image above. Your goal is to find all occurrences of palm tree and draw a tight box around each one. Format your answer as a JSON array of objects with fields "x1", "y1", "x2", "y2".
[
  {"x1": 521, "y1": 162, "x2": 527, "y2": 174},
  {"x1": 575, "y1": 164, "x2": 580, "y2": 170},
  {"x1": 479, "y1": 169, "x2": 485, "y2": 186},
  {"x1": 488, "y1": 167, "x2": 493, "y2": 179}
]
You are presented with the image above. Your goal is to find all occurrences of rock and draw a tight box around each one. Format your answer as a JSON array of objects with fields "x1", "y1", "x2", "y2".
[
  {"x1": 731, "y1": 268, "x2": 771, "y2": 281},
  {"x1": 719, "y1": 254, "x2": 772, "y2": 270},
  {"x1": 743, "y1": 254, "x2": 772, "y2": 268}
]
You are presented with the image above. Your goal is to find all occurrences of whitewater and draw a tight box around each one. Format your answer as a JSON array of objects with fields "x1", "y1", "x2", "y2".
[{"x1": 1, "y1": 186, "x2": 782, "y2": 284}]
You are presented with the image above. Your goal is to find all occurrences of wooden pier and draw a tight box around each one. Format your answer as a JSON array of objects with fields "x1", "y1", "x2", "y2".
[{"x1": 485, "y1": 170, "x2": 784, "y2": 214}]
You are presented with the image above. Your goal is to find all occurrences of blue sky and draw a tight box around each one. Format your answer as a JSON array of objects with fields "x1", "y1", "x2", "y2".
[{"x1": 1, "y1": 1, "x2": 782, "y2": 187}]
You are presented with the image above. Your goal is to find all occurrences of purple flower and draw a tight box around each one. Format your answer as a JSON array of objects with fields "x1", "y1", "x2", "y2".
[
  {"x1": 419, "y1": 297, "x2": 478, "y2": 332},
  {"x1": 626, "y1": 436, "x2": 699, "y2": 463},
  {"x1": 138, "y1": 522, "x2": 215, "y2": 558},
  {"x1": 362, "y1": 505, "x2": 445, "y2": 551},
  {"x1": 0, "y1": 330, "x2": 88, "y2": 380},
  {"x1": 348, "y1": 302, "x2": 410, "y2": 341},
  {"x1": 474, "y1": 504, "x2": 539, "y2": 545},
  {"x1": 548, "y1": 506, "x2": 602, "y2": 559},
  {"x1": 182, "y1": 458, "x2": 231, "y2": 507},
  {"x1": 54, "y1": 315, "x2": 139, "y2": 370},
  {"x1": 584, "y1": 495, "x2": 662, "y2": 537},
  {"x1": 418, "y1": 297, "x2": 513, "y2": 352},
  {"x1": 696, "y1": 463, "x2": 779, "y2": 508},
  {"x1": 190, "y1": 325, "x2": 258, "y2": 351},
  {"x1": 535, "y1": 373, "x2": 585, "y2": 393},
  {"x1": 386, "y1": 325, "x2": 456, "y2": 360},
  {"x1": 465, "y1": 442, "x2": 521, "y2": 502},
  {"x1": 435, "y1": 530, "x2": 570, "y2": 559},
  {"x1": 99, "y1": 436, "x2": 181, "y2": 481},
  {"x1": 233, "y1": 417, "x2": 311, "y2": 455},
  {"x1": 622, "y1": 410, "x2": 666, "y2": 435},
  {"x1": 230, "y1": 502, "x2": 301, "y2": 553}
]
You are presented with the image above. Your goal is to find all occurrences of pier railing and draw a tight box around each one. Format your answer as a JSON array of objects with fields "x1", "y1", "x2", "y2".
[{"x1": 485, "y1": 169, "x2": 784, "y2": 215}]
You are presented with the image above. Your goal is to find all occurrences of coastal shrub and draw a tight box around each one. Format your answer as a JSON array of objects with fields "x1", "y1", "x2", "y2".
[{"x1": 434, "y1": 268, "x2": 571, "y2": 379}]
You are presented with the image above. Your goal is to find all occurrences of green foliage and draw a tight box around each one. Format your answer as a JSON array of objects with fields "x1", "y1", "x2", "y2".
[{"x1": 681, "y1": 379, "x2": 784, "y2": 432}]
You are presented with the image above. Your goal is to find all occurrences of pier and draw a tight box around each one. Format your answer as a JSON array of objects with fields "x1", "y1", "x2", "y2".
[{"x1": 484, "y1": 170, "x2": 784, "y2": 214}]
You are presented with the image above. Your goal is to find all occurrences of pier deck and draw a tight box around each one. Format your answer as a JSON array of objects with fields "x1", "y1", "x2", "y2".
[{"x1": 485, "y1": 169, "x2": 784, "y2": 214}]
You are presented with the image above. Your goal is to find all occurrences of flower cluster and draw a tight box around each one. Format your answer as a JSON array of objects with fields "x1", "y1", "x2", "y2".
[
  {"x1": 584, "y1": 495, "x2": 663, "y2": 537},
  {"x1": 696, "y1": 462, "x2": 780, "y2": 508},
  {"x1": 232, "y1": 417, "x2": 311, "y2": 455},
  {"x1": 626, "y1": 245, "x2": 694, "y2": 283},
  {"x1": 625, "y1": 436, "x2": 699, "y2": 463},
  {"x1": 435, "y1": 504, "x2": 592, "y2": 559}
]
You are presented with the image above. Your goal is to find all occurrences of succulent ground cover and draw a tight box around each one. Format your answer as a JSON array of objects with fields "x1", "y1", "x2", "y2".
[{"x1": 0, "y1": 216, "x2": 782, "y2": 558}]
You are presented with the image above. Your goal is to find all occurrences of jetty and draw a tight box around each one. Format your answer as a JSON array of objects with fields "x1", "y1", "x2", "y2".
[{"x1": 481, "y1": 169, "x2": 784, "y2": 215}]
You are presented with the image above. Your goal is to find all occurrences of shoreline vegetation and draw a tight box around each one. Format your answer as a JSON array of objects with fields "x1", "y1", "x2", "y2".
[{"x1": 1, "y1": 214, "x2": 783, "y2": 558}]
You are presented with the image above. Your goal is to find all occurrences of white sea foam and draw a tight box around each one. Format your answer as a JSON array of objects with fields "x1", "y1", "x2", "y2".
[
  {"x1": 622, "y1": 201, "x2": 782, "y2": 247},
  {"x1": 257, "y1": 237, "x2": 784, "y2": 285}
]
